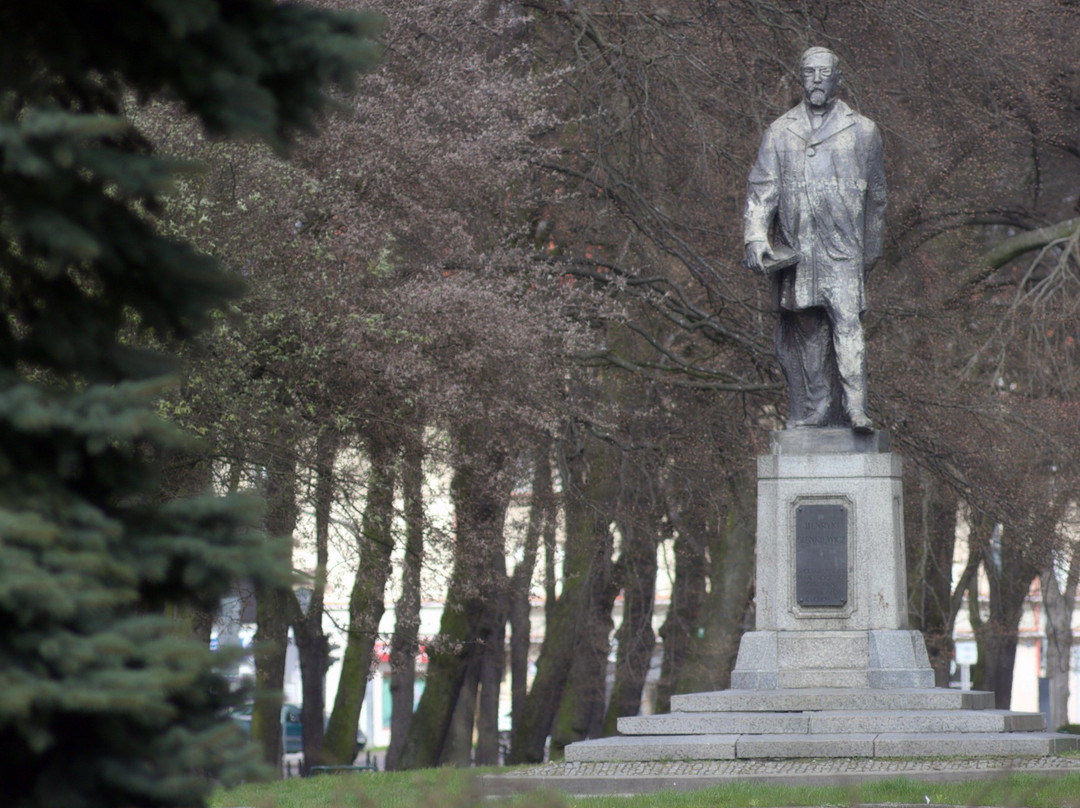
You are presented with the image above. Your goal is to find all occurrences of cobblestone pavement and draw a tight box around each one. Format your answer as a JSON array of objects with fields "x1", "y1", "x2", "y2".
[{"x1": 481, "y1": 755, "x2": 1080, "y2": 798}]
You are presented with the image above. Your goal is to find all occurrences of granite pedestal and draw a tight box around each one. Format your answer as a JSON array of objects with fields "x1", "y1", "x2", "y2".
[
  {"x1": 563, "y1": 429, "x2": 1080, "y2": 763},
  {"x1": 730, "y1": 428, "x2": 933, "y2": 690}
]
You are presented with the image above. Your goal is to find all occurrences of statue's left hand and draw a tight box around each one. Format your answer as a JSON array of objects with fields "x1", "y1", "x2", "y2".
[{"x1": 744, "y1": 241, "x2": 771, "y2": 275}]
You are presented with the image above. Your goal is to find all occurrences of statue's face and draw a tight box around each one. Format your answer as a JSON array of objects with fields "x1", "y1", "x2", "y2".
[{"x1": 800, "y1": 52, "x2": 839, "y2": 108}]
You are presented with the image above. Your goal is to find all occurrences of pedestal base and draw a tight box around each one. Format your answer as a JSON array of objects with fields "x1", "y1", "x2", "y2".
[
  {"x1": 559, "y1": 429, "x2": 1080, "y2": 765},
  {"x1": 730, "y1": 629, "x2": 935, "y2": 689},
  {"x1": 736, "y1": 429, "x2": 935, "y2": 689}
]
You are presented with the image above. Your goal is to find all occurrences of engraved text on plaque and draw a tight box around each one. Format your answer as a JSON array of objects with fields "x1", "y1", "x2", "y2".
[{"x1": 795, "y1": 503, "x2": 848, "y2": 607}]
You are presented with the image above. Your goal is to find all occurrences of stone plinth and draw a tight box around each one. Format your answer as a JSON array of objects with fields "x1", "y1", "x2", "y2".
[
  {"x1": 730, "y1": 428, "x2": 934, "y2": 689},
  {"x1": 752, "y1": 433, "x2": 906, "y2": 631},
  {"x1": 559, "y1": 428, "x2": 1080, "y2": 766}
]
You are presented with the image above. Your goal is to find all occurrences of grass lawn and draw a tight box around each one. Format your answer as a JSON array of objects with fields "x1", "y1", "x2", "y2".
[
  {"x1": 210, "y1": 767, "x2": 485, "y2": 808},
  {"x1": 210, "y1": 769, "x2": 1080, "y2": 807}
]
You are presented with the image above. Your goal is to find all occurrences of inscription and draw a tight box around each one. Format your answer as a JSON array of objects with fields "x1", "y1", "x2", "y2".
[{"x1": 795, "y1": 503, "x2": 848, "y2": 607}]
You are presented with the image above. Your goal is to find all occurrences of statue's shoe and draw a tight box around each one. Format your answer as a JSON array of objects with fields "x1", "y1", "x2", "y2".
[
  {"x1": 792, "y1": 411, "x2": 829, "y2": 428},
  {"x1": 849, "y1": 411, "x2": 873, "y2": 433}
]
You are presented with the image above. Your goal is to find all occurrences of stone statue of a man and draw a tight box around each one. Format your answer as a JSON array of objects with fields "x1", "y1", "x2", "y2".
[{"x1": 744, "y1": 46, "x2": 886, "y2": 432}]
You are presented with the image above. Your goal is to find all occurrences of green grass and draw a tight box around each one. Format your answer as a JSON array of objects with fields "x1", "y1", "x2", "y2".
[
  {"x1": 572, "y1": 773, "x2": 1080, "y2": 807},
  {"x1": 210, "y1": 770, "x2": 1080, "y2": 808},
  {"x1": 209, "y1": 767, "x2": 486, "y2": 808}
]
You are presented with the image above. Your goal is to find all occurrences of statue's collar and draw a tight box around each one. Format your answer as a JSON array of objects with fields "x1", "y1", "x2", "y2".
[{"x1": 786, "y1": 99, "x2": 855, "y2": 145}]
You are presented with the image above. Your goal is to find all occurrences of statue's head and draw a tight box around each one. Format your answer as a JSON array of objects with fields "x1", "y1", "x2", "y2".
[{"x1": 799, "y1": 47, "x2": 841, "y2": 109}]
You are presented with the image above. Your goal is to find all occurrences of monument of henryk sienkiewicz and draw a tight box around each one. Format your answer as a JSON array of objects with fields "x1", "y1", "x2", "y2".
[{"x1": 562, "y1": 47, "x2": 1079, "y2": 763}]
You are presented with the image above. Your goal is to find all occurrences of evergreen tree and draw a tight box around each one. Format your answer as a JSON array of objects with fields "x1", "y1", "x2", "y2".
[{"x1": 0, "y1": 2, "x2": 382, "y2": 806}]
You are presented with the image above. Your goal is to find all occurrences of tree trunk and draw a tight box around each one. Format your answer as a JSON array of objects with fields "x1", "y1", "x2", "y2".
[
  {"x1": 396, "y1": 591, "x2": 471, "y2": 769},
  {"x1": 252, "y1": 589, "x2": 290, "y2": 773},
  {"x1": 655, "y1": 470, "x2": 708, "y2": 713},
  {"x1": 294, "y1": 429, "x2": 337, "y2": 774},
  {"x1": 474, "y1": 614, "x2": 506, "y2": 765},
  {"x1": 385, "y1": 433, "x2": 425, "y2": 771},
  {"x1": 293, "y1": 610, "x2": 330, "y2": 774},
  {"x1": 251, "y1": 447, "x2": 299, "y2": 774},
  {"x1": 509, "y1": 439, "x2": 553, "y2": 731},
  {"x1": 440, "y1": 664, "x2": 480, "y2": 767},
  {"x1": 677, "y1": 468, "x2": 756, "y2": 693},
  {"x1": 324, "y1": 437, "x2": 398, "y2": 764},
  {"x1": 904, "y1": 465, "x2": 960, "y2": 686},
  {"x1": 1040, "y1": 546, "x2": 1079, "y2": 730},
  {"x1": 968, "y1": 517, "x2": 1038, "y2": 709},
  {"x1": 544, "y1": 479, "x2": 558, "y2": 618},
  {"x1": 549, "y1": 563, "x2": 616, "y2": 756},
  {"x1": 602, "y1": 456, "x2": 661, "y2": 735},
  {"x1": 509, "y1": 431, "x2": 618, "y2": 764},
  {"x1": 548, "y1": 439, "x2": 620, "y2": 757},
  {"x1": 396, "y1": 429, "x2": 510, "y2": 769},
  {"x1": 161, "y1": 457, "x2": 216, "y2": 642}
]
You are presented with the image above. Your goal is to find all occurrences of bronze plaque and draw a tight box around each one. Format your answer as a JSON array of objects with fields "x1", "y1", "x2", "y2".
[{"x1": 795, "y1": 503, "x2": 848, "y2": 607}]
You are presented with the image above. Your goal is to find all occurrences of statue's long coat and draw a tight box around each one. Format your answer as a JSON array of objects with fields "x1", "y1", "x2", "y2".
[{"x1": 744, "y1": 99, "x2": 886, "y2": 314}]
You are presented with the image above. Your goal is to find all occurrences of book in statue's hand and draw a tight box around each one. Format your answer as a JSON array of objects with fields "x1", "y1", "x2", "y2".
[{"x1": 760, "y1": 243, "x2": 800, "y2": 273}]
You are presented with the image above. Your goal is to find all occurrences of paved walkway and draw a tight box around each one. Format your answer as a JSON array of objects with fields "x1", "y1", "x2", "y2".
[{"x1": 481, "y1": 755, "x2": 1080, "y2": 798}]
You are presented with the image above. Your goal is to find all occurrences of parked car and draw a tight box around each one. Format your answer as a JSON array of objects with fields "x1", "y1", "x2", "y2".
[{"x1": 230, "y1": 703, "x2": 366, "y2": 758}]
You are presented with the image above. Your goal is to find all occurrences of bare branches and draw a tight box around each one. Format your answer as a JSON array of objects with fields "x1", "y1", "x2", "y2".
[{"x1": 577, "y1": 348, "x2": 782, "y2": 392}]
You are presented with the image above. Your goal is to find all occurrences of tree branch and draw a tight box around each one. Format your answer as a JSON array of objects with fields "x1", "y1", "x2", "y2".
[{"x1": 956, "y1": 216, "x2": 1080, "y2": 293}]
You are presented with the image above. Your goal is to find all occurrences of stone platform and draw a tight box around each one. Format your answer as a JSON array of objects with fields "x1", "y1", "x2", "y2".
[
  {"x1": 554, "y1": 430, "x2": 1080, "y2": 775},
  {"x1": 482, "y1": 755, "x2": 1080, "y2": 798},
  {"x1": 563, "y1": 687, "x2": 1080, "y2": 762}
]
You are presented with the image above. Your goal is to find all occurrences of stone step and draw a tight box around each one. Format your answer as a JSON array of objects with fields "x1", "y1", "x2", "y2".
[
  {"x1": 618, "y1": 708, "x2": 1044, "y2": 736},
  {"x1": 564, "y1": 734, "x2": 739, "y2": 762},
  {"x1": 619, "y1": 712, "x2": 809, "y2": 736},
  {"x1": 671, "y1": 687, "x2": 995, "y2": 713},
  {"x1": 873, "y1": 732, "x2": 1080, "y2": 757},
  {"x1": 563, "y1": 731, "x2": 1080, "y2": 763},
  {"x1": 810, "y1": 709, "x2": 1044, "y2": 734},
  {"x1": 739, "y1": 732, "x2": 1080, "y2": 759},
  {"x1": 737, "y1": 733, "x2": 876, "y2": 758}
]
